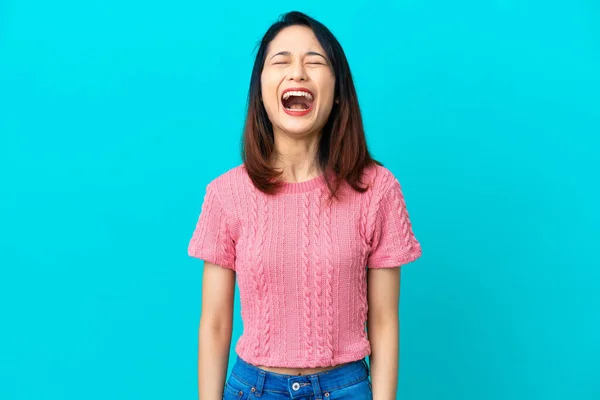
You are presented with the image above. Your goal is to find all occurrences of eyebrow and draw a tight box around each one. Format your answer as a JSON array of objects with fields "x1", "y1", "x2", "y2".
[{"x1": 269, "y1": 51, "x2": 328, "y2": 62}]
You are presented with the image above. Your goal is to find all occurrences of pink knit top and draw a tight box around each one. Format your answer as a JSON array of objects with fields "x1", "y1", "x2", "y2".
[{"x1": 187, "y1": 163, "x2": 422, "y2": 368}]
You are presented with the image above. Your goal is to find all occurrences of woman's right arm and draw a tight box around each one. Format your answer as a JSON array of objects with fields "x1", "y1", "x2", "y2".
[{"x1": 198, "y1": 261, "x2": 236, "y2": 400}]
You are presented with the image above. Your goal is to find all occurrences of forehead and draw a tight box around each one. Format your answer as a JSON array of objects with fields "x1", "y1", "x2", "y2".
[{"x1": 267, "y1": 25, "x2": 325, "y2": 55}]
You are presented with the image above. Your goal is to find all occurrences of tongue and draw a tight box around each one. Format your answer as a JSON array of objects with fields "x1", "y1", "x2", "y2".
[{"x1": 285, "y1": 96, "x2": 311, "y2": 110}]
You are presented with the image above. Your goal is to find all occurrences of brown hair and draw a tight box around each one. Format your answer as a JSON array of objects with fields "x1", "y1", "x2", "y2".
[{"x1": 241, "y1": 11, "x2": 383, "y2": 203}]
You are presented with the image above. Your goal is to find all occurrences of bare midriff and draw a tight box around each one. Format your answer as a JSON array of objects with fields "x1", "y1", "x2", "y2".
[{"x1": 253, "y1": 361, "x2": 351, "y2": 376}]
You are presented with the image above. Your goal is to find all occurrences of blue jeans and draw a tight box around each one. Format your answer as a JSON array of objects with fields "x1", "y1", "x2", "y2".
[{"x1": 222, "y1": 355, "x2": 373, "y2": 400}]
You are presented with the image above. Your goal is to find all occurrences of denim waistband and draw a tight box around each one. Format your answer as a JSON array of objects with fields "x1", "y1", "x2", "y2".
[{"x1": 230, "y1": 355, "x2": 370, "y2": 398}]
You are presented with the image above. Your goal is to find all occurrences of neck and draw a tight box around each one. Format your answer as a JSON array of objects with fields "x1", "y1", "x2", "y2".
[{"x1": 270, "y1": 132, "x2": 322, "y2": 183}]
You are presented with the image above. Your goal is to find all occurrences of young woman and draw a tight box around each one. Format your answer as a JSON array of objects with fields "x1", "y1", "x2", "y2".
[{"x1": 188, "y1": 11, "x2": 422, "y2": 400}]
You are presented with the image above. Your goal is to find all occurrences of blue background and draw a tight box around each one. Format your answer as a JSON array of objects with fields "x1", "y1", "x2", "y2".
[{"x1": 1, "y1": 1, "x2": 598, "y2": 399}]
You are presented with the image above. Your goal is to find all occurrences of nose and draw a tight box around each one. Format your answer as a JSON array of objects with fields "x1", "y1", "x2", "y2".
[{"x1": 288, "y1": 60, "x2": 307, "y2": 82}]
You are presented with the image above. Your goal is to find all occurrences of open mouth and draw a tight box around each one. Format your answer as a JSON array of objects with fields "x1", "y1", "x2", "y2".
[{"x1": 281, "y1": 89, "x2": 314, "y2": 113}]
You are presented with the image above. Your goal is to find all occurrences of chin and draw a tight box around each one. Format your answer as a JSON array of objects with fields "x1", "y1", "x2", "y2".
[
  {"x1": 275, "y1": 113, "x2": 320, "y2": 134},
  {"x1": 279, "y1": 122, "x2": 318, "y2": 136}
]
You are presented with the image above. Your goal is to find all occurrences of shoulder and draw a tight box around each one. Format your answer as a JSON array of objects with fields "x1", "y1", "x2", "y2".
[
  {"x1": 362, "y1": 163, "x2": 398, "y2": 196},
  {"x1": 204, "y1": 163, "x2": 248, "y2": 216},
  {"x1": 206, "y1": 163, "x2": 247, "y2": 192}
]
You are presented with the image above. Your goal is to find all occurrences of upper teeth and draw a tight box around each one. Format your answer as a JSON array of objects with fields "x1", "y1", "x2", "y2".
[{"x1": 282, "y1": 91, "x2": 314, "y2": 101}]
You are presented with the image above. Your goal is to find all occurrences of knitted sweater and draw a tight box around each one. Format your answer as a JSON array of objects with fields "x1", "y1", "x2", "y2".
[{"x1": 187, "y1": 162, "x2": 422, "y2": 368}]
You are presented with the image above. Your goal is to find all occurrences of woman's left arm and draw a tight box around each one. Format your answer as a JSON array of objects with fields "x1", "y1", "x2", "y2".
[{"x1": 366, "y1": 267, "x2": 401, "y2": 400}]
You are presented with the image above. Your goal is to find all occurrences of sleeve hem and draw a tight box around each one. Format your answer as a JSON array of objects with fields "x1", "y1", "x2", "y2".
[
  {"x1": 367, "y1": 247, "x2": 422, "y2": 269},
  {"x1": 188, "y1": 249, "x2": 236, "y2": 271}
]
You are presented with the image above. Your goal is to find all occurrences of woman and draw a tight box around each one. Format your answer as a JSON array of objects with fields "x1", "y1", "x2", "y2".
[{"x1": 188, "y1": 11, "x2": 422, "y2": 400}]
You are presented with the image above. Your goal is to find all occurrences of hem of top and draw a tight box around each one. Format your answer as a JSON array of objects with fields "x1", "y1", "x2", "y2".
[
  {"x1": 188, "y1": 250, "x2": 236, "y2": 271},
  {"x1": 235, "y1": 346, "x2": 371, "y2": 369},
  {"x1": 367, "y1": 247, "x2": 422, "y2": 269}
]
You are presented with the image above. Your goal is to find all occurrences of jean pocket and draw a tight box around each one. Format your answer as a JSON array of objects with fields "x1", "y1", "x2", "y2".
[{"x1": 223, "y1": 375, "x2": 251, "y2": 400}]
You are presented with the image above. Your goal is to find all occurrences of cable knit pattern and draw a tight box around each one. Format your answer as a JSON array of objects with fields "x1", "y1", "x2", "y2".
[
  {"x1": 357, "y1": 168, "x2": 376, "y2": 341},
  {"x1": 248, "y1": 185, "x2": 262, "y2": 358},
  {"x1": 188, "y1": 181, "x2": 236, "y2": 270},
  {"x1": 367, "y1": 174, "x2": 423, "y2": 268},
  {"x1": 301, "y1": 192, "x2": 313, "y2": 359},
  {"x1": 260, "y1": 195, "x2": 271, "y2": 357},
  {"x1": 313, "y1": 190, "x2": 325, "y2": 360},
  {"x1": 322, "y1": 188, "x2": 335, "y2": 360},
  {"x1": 187, "y1": 163, "x2": 422, "y2": 368}
]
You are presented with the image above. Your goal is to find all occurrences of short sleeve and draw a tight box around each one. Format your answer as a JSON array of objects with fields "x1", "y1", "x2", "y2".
[
  {"x1": 367, "y1": 178, "x2": 422, "y2": 268},
  {"x1": 187, "y1": 181, "x2": 236, "y2": 270}
]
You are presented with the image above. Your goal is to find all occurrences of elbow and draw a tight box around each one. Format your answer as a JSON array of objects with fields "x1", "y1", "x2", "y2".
[
  {"x1": 199, "y1": 312, "x2": 233, "y2": 334},
  {"x1": 367, "y1": 312, "x2": 399, "y2": 333}
]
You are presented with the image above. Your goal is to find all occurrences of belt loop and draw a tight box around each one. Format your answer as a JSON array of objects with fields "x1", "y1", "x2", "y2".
[
  {"x1": 309, "y1": 375, "x2": 323, "y2": 400},
  {"x1": 254, "y1": 370, "x2": 266, "y2": 397}
]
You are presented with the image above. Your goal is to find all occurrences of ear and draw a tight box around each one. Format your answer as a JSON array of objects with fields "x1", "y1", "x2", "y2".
[{"x1": 335, "y1": 98, "x2": 339, "y2": 104}]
